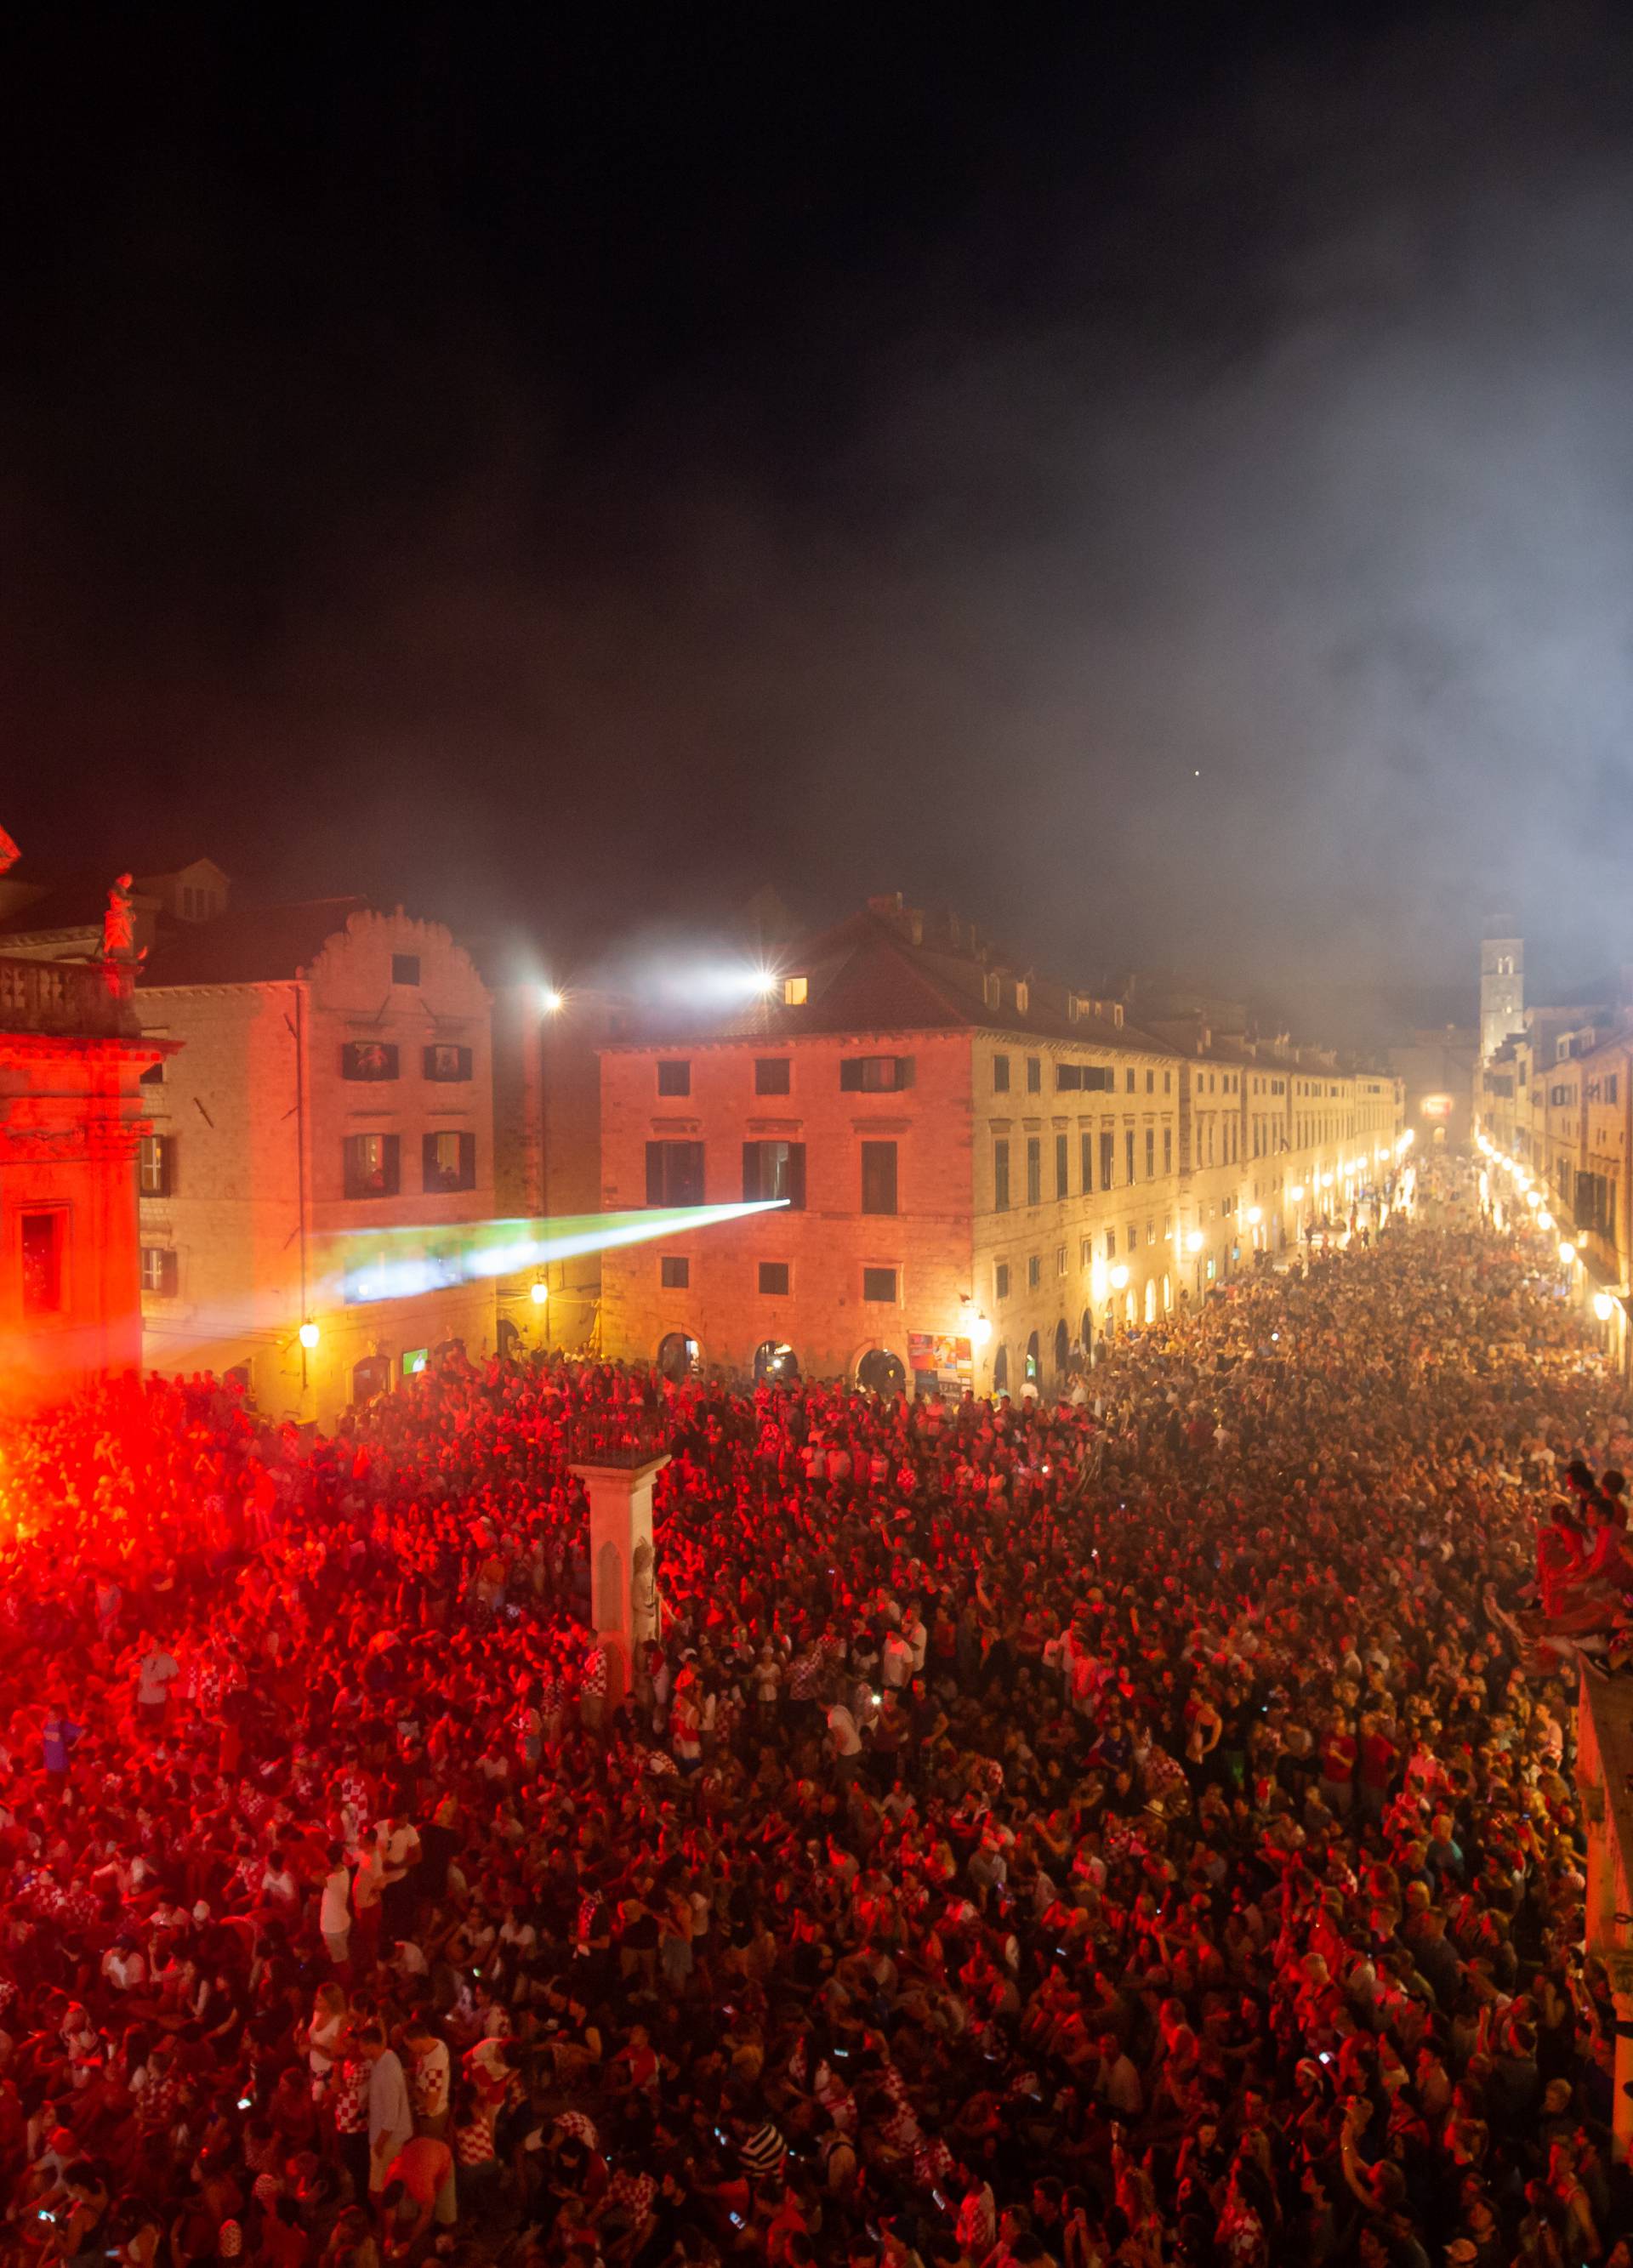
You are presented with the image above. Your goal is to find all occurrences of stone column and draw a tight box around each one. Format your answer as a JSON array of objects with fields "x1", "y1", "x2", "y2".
[{"x1": 568, "y1": 1453, "x2": 669, "y2": 1713}]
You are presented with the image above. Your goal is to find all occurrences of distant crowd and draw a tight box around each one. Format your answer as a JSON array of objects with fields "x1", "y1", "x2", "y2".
[{"x1": 0, "y1": 1158, "x2": 1628, "y2": 2268}]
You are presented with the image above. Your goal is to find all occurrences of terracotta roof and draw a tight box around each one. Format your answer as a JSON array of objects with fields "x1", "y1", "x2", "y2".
[
  {"x1": 603, "y1": 907, "x2": 1177, "y2": 1054},
  {"x1": 140, "y1": 899, "x2": 370, "y2": 987}
]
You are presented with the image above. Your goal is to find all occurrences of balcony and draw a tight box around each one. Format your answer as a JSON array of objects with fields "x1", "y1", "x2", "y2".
[{"x1": 0, "y1": 954, "x2": 138, "y2": 1040}]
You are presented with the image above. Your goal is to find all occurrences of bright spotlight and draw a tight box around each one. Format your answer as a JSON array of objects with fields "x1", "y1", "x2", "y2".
[
  {"x1": 1185, "y1": 1230, "x2": 1204, "y2": 1254},
  {"x1": 1109, "y1": 1263, "x2": 1130, "y2": 1290},
  {"x1": 541, "y1": 988, "x2": 565, "y2": 1014},
  {"x1": 1559, "y1": 1241, "x2": 1577, "y2": 1266},
  {"x1": 1289, "y1": 1184, "x2": 1306, "y2": 1202},
  {"x1": 1245, "y1": 1205, "x2": 1262, "y2": 1226}
]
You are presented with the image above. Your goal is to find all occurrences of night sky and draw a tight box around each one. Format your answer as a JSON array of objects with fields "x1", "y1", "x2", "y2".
[{"x1": 5, "y1": 4, "x2": 1633, "y2": 1039}]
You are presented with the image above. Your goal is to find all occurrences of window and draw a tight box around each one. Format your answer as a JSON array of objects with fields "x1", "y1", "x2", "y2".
[
  {"x1": 138, "y1": 1134, "x2": 174, "y2": 1197},
  {"x1": 782, "y1": 975, "x2": 808, "y2": 1006},
  {"x1": 1027, "y1": 1254, "x2": 1041, "y2": 1289},
  {"x1": 660, "y1": 1255, "x2": 690, "y2": 1289},
  {"x1": 657, "y1": 1060, "x2": 691, "y2": 1096},
  {"x1": 861, "y1": 1140, "x2": 898, "y2": 1215},
  {"x1": 1100, "y1": 1128, "x2": 1115, "y2": 1188},
  {"x1": 1125, "y1": 1128, "x2": 1135, "y2": 1183},
  {"x1": 759, "y1": 1261, "x2": 791, "y2": 1297},
  {"x1": 993, "y1": 1054, "x2": 1011, "y2": 1092},
  {"x1": 1146, "y1": 1070, "x2": 1155, "y2": 1093},
  {"x1": 20, "y1": 1212, "x2": 65, "y2": 1315},
  {"x1": 140, "y1": 1246, "x2": 178, "y2": 1297},
  {"x1": 423, "y1": 1130, "x2": 476, "y2": 1192},
  {"x1": 743, "y1": 1140, "x2": 806, "y2": 1207},
  {"x1": 1146, "y1": 1128, "x2": 1155, "y2": 1178},
  {"x1": 1106, "y1": 1229, "x2": 1117, "y2": 1259},
  {"x1": 1612, "y1": 1075, "x2": 1621, "y2": 1106},
  {"x1": 1080, "y1": 1129, "x2": 1094, "y2": 1193},
  {"x1": 754, "y1": 1058, "x2": 791, "y2": 1094},
  {"x1": 342, "y1": 1040, "x2": 399, "y2": 1081},
  {"x1": 646, "y1": 1140, "x2": 705, "y2": 1207},
  {"x1": 1124, "y1": 1068, "x2": 1135, "y2": 1093},
  {"x1": 840, "y1": 1055, "x2": 913, "y2": 1091},
  {"x1": 993, "y1": 1139, "x2": 1010, "y2": 1211},
  {"x1": 1026, "y1": 1057, "x2": 1041, "y2": 1094},
  {"x1": 995, "y1": 1261, "x2": 1010, "y2": 1301},
  {"x1": 139, "y1": 1059, "x2": 165, "y2": 1086},
  {"x1": 344, "y1": 1131, "x2": 400, "y2": 1198},
  {"x1": 1056, "y1": 1244, "x2": 1067, "y2": 1276},
  {"x1": 1164, "y1": 1125, "x2": 1173, "y2": 1174},
  {"x1": 1165, "y1": 1071, "x2": 1173, "y2": 1092},
  {"x1": 390, "y1": 953, "x2": 420, "y2": 986},
  {"x1": 1055, "y1": 1132, "x2": 1069, "y2": 1198},
  {"x1": 424, "y1": 1043, "x2": 473, "y2": 1082},
  {"x1": 1027, "y1": 1138, "x2": 1041, "y2": 1207},
  {"x1": 862, "y1": 1266, "x2": 898, "y2": 1303}
]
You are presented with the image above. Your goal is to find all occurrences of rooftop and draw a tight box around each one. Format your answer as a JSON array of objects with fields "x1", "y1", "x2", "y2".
[{"x1": 140, "y1": 899, "x2": 370, "y2": 987}]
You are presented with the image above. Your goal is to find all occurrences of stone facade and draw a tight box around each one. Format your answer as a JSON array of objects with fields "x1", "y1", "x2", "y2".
[
  {"x1": 598, "y1": 902, "x2": 1405, "y2": 1391},
  {"x1": 0, "y1": 955, "x2": 168, "y2": 1404},
  {"x1": 134, "y1": 907, "x2": 497, "y2": 1424}
]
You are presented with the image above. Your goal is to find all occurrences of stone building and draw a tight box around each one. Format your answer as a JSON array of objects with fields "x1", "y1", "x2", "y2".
[
  {"x1": 0, "y1": 946, "x2": 168, "y2": 1404},
  {"x1": 597, "y1": 899, "x2": 1404, "y2": 1392},
  {"x1": 131, "y1": 899, "x2": 498, "y2": 1424}
]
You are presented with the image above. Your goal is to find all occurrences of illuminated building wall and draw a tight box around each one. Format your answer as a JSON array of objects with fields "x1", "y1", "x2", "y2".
[
  {"x1": 133, "y1": 903, "x2": 498, "y2": 1424},
  {"x1": 0, "y1": 956, "x2": 168, "y2": 1405},
  {"x1": 596, "y1": 899, "x2": 1403, "y2": 1393}
]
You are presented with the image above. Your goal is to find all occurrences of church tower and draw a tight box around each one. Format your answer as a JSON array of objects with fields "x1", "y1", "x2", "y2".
[{"x1": 1479, "y1": 929, "x2": 1524, "y2": 1061}]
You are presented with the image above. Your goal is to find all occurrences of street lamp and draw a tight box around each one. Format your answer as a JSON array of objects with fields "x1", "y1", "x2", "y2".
[
  {"x1": 1109, "y1": 1263, "x2": 1130, "y2": 1290},
  {"x1": 1246, "y1": 1205, "x2": 1262, "y2": 1226},
  {"x1": 1185, "y1": 1230, "x2": 1204, "y2": 1254},
  {"x1": 1594, "y1": 1290, "x2": 1615, "y2": 1323},
  {"x1": 530, "y1": 1280, "x2": 549, "y2": 1306},
  {"x1": 1559, "y1": 1241, "x2": 1577, "y2": 1267},
  {"x1": 298, "y1": 1320, "x2": 320, "y2": 1350},
  {"x1": 1289, "y1": 1184, "x2": 1306, "y2": 1202},
  {"x1": 1537, "y1": 1209, "x2": 1554, "y2": 1232}
]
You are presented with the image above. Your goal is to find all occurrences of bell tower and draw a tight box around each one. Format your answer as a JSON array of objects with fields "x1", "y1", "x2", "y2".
[{"x1": 1479, "y1": 928, "x2": 1524, "y2": 1062}]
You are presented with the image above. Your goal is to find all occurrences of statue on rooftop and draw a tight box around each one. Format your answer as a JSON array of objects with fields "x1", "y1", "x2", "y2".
[{"x1": 102, "y1": 873, "x2": 136, "y2": 960}]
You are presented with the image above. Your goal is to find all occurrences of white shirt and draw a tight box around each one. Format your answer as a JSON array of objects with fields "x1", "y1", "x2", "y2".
[
  {"x1": 137, "y1": 1651, "x2": 179, "y2": 1706},
  {"x1": 826, "y1": 1705, "x2": 863, "y2": 1758}
]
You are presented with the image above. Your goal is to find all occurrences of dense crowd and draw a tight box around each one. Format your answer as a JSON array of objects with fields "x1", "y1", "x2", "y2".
[{"x1": 1, "y1": 1166, "x2": 1630, "y2": 2268}]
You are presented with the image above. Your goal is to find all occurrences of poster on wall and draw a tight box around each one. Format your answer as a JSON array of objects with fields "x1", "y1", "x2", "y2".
[{"x1": 908, "y1": 1332, "x2": 973, "y2": 1396}]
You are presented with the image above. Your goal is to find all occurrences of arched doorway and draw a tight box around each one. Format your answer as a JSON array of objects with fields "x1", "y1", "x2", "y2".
[
  {"x1": 657, "y1": 1331, "x2": 699, "y2": 1383},
  {"x1": 1080, "y1": 1308, "x2": 1094, "y2": 1362},
  {"x1": 1144, "y1": 1279, "x2": 1157, "y2": 1324},
  {"x1": 351, "y1": 1355, "x2": 391, "y2": 1404},
  {"x1": 992, "y1": 1344, "x2": 1009, "y2": 1394},
  {"x1": 497, "y1": 1316, "x2": 521, "y2": 1358},
  {"x1": 1162, "y1": 1273, "x2": 1172, "y2": 1313},
  {"x1": 1025, "y1": 1330, "x2": 1040, "y2": 1384},
  {"x1": 754, "y1": 1340, "x2": 800, "y2": 1384},
  {"x1": 1124, "y1": 1289, "x2": 1136, "y2": 1327},
  {"x1": 1053, "y1": 1318, "x2": 1069, "y2": 1377},
  {"x1": 857, "y1": 1348, "x2": 906, "y2": 1395}
]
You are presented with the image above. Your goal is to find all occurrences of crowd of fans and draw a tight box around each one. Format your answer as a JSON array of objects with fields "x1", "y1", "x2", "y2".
[{"x1": 0, "y1": 1162, "x2": 1630, "y2": 2268}]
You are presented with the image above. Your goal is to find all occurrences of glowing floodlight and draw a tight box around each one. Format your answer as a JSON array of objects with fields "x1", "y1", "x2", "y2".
[
  {"x1": 1245, "y1": 1205, "x2": 1262, "y2": 1225},
  {"x1": 1109, "y1": 1263, "x2": 1130, "y2": 1290},
  {"x1": 541, "y1": 987, "x2": 565, "y2": 1014},
  {"x1": 1185, "y1": 1231, "x2": 1204, "y2": 1254},
  {"x1": 1289, "y1": 1184, "x2": 1306, "y2": 1202}
]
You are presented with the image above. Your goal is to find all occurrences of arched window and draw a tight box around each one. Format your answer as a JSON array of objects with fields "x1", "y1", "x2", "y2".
[
  {"x1": 754, "y1": 1340, "x2": 799, "y2": 1384},
  {"x1": 1162, "y1": 1273, "x2": 1172, "y2": 1312},
  {"x1": 1080, "y1": 1307, "x2": 1095, "y2": 1360},
  {"x1": 657, "y1": 1331, "x2": 699, "y2": 1383},
  {"x1": 351, "y1": 1355, "x2": 391, "y2": 1405},
  {"x1": 992, "y1": 1344, "x2": 1009, "y2": 1394},
  {"x1": 1144, "y1": 1279, "x2": 1157, "y2": 1323},
  {"x1": 1053, "y1": 1318, "x2": 1069, "y2": 1376},
  {"x1": 857, "y1": 1348, "x2": 906, "y2": 1395},
  {"x1": 1025, "y1": 1330, "x2": 1040, "y2": 1383}
]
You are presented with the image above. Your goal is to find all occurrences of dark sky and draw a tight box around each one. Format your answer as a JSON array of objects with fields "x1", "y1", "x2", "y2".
[{"x1": 5, "y1": 3, "x2": 1633, "y2": 1039}]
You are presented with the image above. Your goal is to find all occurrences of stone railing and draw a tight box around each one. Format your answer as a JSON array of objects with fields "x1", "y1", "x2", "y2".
[{"x1": 0, "y1": 954, "x2": 138, "y2": 1039}]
